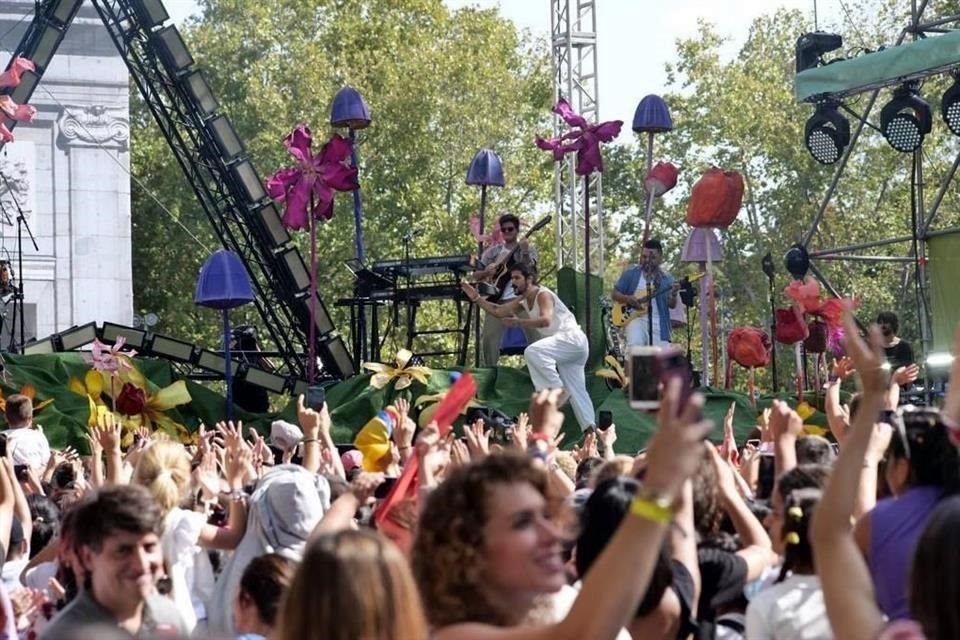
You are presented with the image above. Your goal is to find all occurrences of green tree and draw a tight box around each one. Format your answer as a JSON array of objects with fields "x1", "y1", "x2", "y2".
[
  {"x1": 602, "y1": 0, "x2": 958, "y2": 374},
  {"x1": 131, "y1": 0, "x2": 554, "y2": 362}
]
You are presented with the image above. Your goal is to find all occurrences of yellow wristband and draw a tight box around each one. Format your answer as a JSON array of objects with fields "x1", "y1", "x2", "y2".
[{"x1": 629, "y1": 496, "x2": 673, "y2": 525}]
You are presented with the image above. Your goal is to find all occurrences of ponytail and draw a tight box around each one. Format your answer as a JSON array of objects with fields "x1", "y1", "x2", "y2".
[
  {"x1": 776, "y1": 488, "x2": 822, "y2": 583},
  {"x1": 132, "y1": 441, "x2": 192, "y2": 515}
]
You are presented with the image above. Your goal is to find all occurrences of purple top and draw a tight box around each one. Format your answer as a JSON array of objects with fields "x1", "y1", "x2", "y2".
[{"x1": 869, "y1": 485, "x2": 943, "y2": 620}]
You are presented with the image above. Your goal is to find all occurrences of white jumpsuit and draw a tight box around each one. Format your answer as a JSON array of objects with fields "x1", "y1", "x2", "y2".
[{"x1": 520, "y1": 287, "x2": 594, "y2": 431}]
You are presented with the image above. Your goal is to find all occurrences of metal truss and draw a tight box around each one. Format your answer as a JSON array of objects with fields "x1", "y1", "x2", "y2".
[
  {"x1": 4, "y1": 0, "x2": 350, "y2": 382},
  {"x1": 800, "y1": 0, "x2": 960, "y2": 392},
  {"x1": 549, "y1": 0, "x2": 604, "y2": 276}
]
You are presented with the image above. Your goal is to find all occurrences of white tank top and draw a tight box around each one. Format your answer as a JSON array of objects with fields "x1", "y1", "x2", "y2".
[{"x1": 520, "y1": 286, "x2": 580, "y2": 338}]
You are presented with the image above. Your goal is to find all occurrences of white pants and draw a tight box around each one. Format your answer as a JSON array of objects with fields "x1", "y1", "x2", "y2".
[
  {"x1": 625, "y1": 316, "x2": 667, "y2": 348},
  {"x1": 524, "y1": 330, "x2": 594, "y2": 431}
]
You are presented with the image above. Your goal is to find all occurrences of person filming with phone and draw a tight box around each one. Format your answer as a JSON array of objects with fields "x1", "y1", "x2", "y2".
[{"x1": 612, "y1": 239, "x2": 679, "y2": 347}]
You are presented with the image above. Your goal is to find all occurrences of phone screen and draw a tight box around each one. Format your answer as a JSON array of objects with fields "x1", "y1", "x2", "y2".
[
  {"x1": 658, "y1": 350, "x2": 693, "y2": 415},
  {"x1": 756, "y1": 454, "x2": 776, "y2": 501},
  {"x1": 628, "y1": 347, "x2": 661, "y2": 410},
  {"x1": 598, "y1": 411, "x2": 613, "y2": 430},
  {"x1": 306, "y1": 385, "x2": 326, "y2": 411}
]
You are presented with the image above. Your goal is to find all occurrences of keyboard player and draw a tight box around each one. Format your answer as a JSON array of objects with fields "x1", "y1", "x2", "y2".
[{"x1": 472, "y1": 213, "x2": 537, "y2": 366}]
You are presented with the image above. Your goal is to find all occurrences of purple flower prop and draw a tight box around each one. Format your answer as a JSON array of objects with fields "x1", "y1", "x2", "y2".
[
  {"x1": 265, "y1": 124, "x2": 359, "y2": 230},
  {"x1": 535, "y1": 99, "x2": 623, "y2": 175}
]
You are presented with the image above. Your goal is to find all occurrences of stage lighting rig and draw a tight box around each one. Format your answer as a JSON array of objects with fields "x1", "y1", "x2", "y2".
[
  {"x1": 941, "y1": 73, "x2": 960, "y2": 136},
  {"x1": 805, "y1": 100, "x2": 850, "y2": 164},
  {"x1": 795, "y1": 32, "x2": 843, "y2": 73}
]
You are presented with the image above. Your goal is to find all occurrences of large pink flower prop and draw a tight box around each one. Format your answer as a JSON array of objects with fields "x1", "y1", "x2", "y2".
[
  {"x1": 0, "y1": 96, "x2": 35, "y2": 123},
  {"x1": 0, "y1": 57, "x2": 34, "y2": 88},
  {"x1": 469, "y1": 213, "x2": 504, "y2": 246},
  {"x1": 265, "y1": 124, "x2": 358, "y2": 231},
  {"x1": 535, "y1": 99, "x2": 623, "y2": 175},
  {"x1": 86, "y1": 337, "x2": 136, "y2": 375}
]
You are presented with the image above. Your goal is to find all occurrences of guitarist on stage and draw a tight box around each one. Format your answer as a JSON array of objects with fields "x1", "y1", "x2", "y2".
[
  {"x1": 611, "y1": 239, "x2": 679, "y2": 347},
  {"x1": 472, "y1": 213, "x2": 538, "y2": 366}
]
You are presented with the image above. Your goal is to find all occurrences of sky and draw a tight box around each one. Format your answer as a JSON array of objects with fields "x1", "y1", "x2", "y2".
[{"x1": 163, "y1": 0, "x2": 843, "y2": 124}]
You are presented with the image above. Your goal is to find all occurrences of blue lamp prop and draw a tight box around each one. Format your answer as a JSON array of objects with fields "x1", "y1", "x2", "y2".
[
  {"x1": 632, "y1": 94, "x2": 674, "y2": 242},
  {"x1": 195, "y1": 249, "x2": 255, "y2": 421},
  {"x1": 465, "y1": 148, "x2": 505, "y2": 365},
  {"x1": 330, "y1": 86, "x2": 372, "y2": 264}
]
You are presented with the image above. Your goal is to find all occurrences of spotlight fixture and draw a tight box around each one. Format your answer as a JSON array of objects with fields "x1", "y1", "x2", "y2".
[
  {"x1": 941, "y1": 73, "x2": 960, "y2": 136},
  {"x1": 881, "y1": 85, "x2": 932, "y2": 153},
  {"x1": 101, "y1": 322, "x2": 147, "y2": 349},
  {"x1": 804, "y1": 100, "x2": 850, "y2": 164},
  {"x1": 795, "y1": 31, "x2": 843, "y2": 73},
  {"x1": 58, "y1": 322, "x2": 99, "y2": 351}
]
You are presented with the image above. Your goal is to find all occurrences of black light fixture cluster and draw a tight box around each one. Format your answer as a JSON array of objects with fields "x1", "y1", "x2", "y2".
[
  {"x1": 22, "y1": 322, "x2": 323, "y2": 397},
  {"x1": 804, "y1": 83, "x2": 950, "y2": 162},
  {"x1": 124, "y1": 0, "x2": 356, "y2": 379}
]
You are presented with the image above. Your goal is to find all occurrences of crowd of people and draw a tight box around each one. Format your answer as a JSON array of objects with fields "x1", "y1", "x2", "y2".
[{"x1": 0, "y1": 308, "x2": 954, "y2": 639}]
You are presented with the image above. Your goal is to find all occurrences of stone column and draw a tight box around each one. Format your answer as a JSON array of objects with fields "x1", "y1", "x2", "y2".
[{"x1": 57, "y1": 104, "x2": 132, "y2": 328}]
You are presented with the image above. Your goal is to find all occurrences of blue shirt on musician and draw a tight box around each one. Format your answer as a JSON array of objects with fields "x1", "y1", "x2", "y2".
[{"x1": 613, "y1": 266, "x2": 674, "y2": 342}]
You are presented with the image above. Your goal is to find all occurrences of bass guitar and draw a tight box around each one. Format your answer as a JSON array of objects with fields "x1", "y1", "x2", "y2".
[
  {"x1": 611, "y1": 272, "x2": 706, "y2": 328},
  {"x1": 475, "y1": 215, "x2": 552, "y2": 301}
]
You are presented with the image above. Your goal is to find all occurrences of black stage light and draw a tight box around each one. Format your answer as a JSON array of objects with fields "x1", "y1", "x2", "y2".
[
  {"x1": 805, "y1": 100, "x2": 850, "y2": 165},
  {"x1": 881, "y1": 86, "x2": 932, "y2": 153},
  {"x1": 941, "y1": 74, "x2": 960, "y2": 136},
  {"x1": 795, "y1": 31, "x2": 843, "y2": 73}
]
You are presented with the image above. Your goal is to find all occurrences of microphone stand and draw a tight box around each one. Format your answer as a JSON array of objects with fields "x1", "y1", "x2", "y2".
[
  {"x1": 646, "y1": 280, "x2": 655, "y2": 346},
  {"x1": 762, "y1": 253, "x2": 778, "y2": 392},
  {"x1": 0, "y1": 171, "x2": 38, "y2": 354}
]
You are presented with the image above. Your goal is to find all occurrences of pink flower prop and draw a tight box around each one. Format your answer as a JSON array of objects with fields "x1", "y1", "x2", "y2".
[
  {"x1": 0, "y1": 123, "x2": 13, "y2": 143},
  {"x1": 535, "y1": 99, "x2": 623, "y2": 176},
  {"x1": 86, "y1": 337, "x2": 136, "y2": 375},
  {"x1": 0, "y1": 57, "x2": 34, "y2": 89},
  {"x1": 645, "y1": 161, "x2": 679, "y2": 196},
  {"x1": 784, "y1": 276, "x2": 822, "y2": 313},
  {"x1": 469, "y1": 213, "x2": 504, "y2": 246},
  {"x1": 265, "y1": 124, "x2": 358, "y2": 231},
  {"x1": 0, "y1": 96, "x2": 35, "y2": 123}
]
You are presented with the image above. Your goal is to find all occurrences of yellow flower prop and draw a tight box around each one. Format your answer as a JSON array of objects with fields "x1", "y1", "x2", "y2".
[
  {"x1": 595, "y1": 355, "x2": 627, "y2": 388},
  {"x1": 362, "y1": 348, "x2": 431, "y2": 390},
  {"x1": 797, "y1": 401, "x2": 828, "y2": 437},
  {"x1": 72, "y1": 363, "x2": 192, "y2": 445},
  {"x1": 0, "y1": 384, "x2": 54, "y2": 414}
]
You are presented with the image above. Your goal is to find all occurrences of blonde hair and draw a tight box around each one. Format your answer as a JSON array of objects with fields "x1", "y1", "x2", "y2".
[
  {"x1": 589, "y1": 455, "x2": 635, "y2": 488},
  {"x1": 277, "y1": 529, "x2": 428, "y2": 640},
  {"x1": 132, "y1": 440, "x2": 192, "y2": 516}
]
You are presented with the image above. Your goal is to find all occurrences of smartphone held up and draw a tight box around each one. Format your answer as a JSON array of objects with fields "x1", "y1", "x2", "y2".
[{"x1": 627, "y1": 346, "x2": 694, "y2": 412}]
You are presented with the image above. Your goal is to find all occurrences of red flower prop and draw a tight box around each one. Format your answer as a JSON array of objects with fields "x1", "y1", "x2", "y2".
[
  {"x1": 115, "y1": 382, "x2": 148, "y2": 417},
  {"x1": 775, "y1": 307, "x2": 808, "y2": 344},
  {"x1": 265, "y1": 125, "x2": 358, "y2": 230},
  {"x1": 686, "y1": 168, "x2": 744, "y2": 228},
  {"x1": 728, "y1": 327, "x2": 770, "y2": 368},
  {"x1": 535, "y1": 99, "x2": 623, "y2": 175},
  {"x1": 646, "y1": 161, "x2": 679, "y2": 196}
]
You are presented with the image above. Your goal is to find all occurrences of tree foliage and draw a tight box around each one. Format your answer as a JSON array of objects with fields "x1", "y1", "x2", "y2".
[{"x1": 131, "y1": 0, "x2": 554, "y2": 358}]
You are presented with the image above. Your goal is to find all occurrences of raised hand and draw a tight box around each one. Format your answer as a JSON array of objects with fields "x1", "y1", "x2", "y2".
[
  {"x1": 512, "y1": 412, "x2": 530, "y2": 450},
  {"x1": 831, "y1": 356, "x2": 857, "y2": 381},
  {"x1": 350, "y1": 472, "x2": 385, "y2": 504},
  {"x1": 215, "y1": 420, "x2": 247, "y2": 454},
  {"x1": 463, "y1": 419, "x2": 489, "y2": 458},
  {"x1": 460, "y1": 280, "x2": 480, "y2": 301},
  {"x1": 758, "y1": 407, "x2": 773, "y2": 443},
  {"x1": 528, "y1": 388, "x2": 565, "y2": 439},
  {"x1": 892, "y1": 364, "x2": 920, "y2": 386},
  {"x1": 769, "y1": 399, "x2": 803, "y2": 442},
  {"x1": 842, "y1": 312, "x2": 889, "y2": 397},
  {"x1": 224, "y1": 445, "x2": 252, "y2": 491},
  {"x1": 719, "y1": 402, "x2": 739, "y2": 465},
  {"x1": 93, "y1": 412, "x2": 121, "y2": 452},
  {"x1": 599, "y1": 423, "x2": 618, "y2": 452},
  {"x1": 393, "y1": 397, "x2": 416, "y2": 451}
]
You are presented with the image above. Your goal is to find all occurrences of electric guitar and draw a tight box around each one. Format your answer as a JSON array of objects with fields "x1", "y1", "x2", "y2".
[
  {"x1": 611, "y1": 272, "x2": 706, "y2": 328},
  {"x1": 475, "y1": 215, "x2": 552, "y2": 301}
]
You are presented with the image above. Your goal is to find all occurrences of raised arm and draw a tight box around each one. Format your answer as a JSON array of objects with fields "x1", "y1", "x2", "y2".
[
  {"x1": 812, "y1": 312, "x2": 888, "y2": 640},
  {"x1": 462, "y1": 281, "x2": 523, "y2": 319}
]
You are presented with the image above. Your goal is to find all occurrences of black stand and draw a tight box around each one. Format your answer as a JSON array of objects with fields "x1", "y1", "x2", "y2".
[
  {"x1": 0, "y1": 171, "x2": 36, "y2": 354},
  {"x1": 646, "y1": 281, "x2": 655, "y2": 346},
  {"x1": 762, "y1": 252, "x2": 778, "y2": 392}
]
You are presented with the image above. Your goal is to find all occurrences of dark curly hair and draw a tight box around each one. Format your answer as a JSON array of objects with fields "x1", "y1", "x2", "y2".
[
  {"x1": 692, "y1": 444, "x2": 723, "y2": 538},
  {"x1": 412, "y1": 452, "x2": 548, "y2": 628}
]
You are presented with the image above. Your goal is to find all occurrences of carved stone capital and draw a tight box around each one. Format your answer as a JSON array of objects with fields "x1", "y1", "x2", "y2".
[{"x1": 57, "y1": 105, "x2": 129, "y2": 149}]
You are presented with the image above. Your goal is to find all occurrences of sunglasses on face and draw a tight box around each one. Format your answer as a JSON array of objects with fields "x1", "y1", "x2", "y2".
[{"x1": 501, "y1": 226, "x2": 517, "y2": 232}]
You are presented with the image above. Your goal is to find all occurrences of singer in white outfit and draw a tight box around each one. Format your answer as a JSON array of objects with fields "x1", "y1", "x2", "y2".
[{"x1": 461, "y1": 262, "x2": 595, "y2": 432}]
